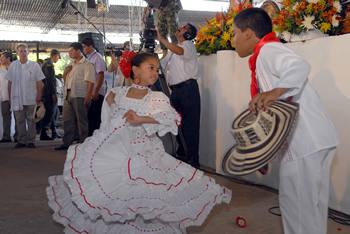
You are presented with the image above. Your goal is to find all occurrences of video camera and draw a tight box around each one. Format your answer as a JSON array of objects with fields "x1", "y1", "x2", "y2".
[
  {"x1": 104, "y1": 46, "x2": 124, "y2": 57},
  {"x1": 139, "y1": 6, "x2": 157, "y2": 53}
]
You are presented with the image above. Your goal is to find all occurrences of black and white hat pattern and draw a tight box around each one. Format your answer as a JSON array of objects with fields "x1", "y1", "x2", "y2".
[{"x1": 222, "y1": 100, "x2": 299, "y2": 176}]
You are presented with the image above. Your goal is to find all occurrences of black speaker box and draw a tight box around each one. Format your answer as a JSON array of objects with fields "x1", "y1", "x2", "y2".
[
  {"x1": 87, "y1": 0, "x2": 96, "y2": 8},
  {"x1": 78, "y1": 32, "x2": 104, "y2": 55}
]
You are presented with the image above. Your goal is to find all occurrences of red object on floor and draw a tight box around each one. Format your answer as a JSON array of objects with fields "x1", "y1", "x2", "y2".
[{"x1": 236, "y1": 216, "x2": 246, "y2": 228}]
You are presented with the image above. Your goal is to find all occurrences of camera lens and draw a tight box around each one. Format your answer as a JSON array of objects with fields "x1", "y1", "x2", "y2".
[{"x1": 147, "y1": 31, "x2": 154, "y2": 37}]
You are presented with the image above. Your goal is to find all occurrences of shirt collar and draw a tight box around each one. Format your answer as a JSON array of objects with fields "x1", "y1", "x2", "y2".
[
  {"x1": 86, "y1": 50, "x2": 97, "y2": 60},
  {"x1": 74, "y1": 55, "x2": 86, "y2": 65},
  {"x1": 19, "y1": 59, "x2": 30, "y2": 65}
]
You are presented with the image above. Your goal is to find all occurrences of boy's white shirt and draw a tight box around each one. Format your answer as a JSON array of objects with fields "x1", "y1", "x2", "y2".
[{"x1": 256, "y1": 42, "x2": 339, "y2": 164}]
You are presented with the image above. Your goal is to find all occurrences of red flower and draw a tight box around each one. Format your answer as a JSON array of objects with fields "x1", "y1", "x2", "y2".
[
  {"x1": 236, "y1": 216, "x2": 246, "y2": 228},
  {"x1": 119, "y1": 50, "x2": 137, "y2": 79}
]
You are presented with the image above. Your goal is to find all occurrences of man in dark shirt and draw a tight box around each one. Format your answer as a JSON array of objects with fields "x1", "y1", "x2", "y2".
[{"x1": 40, "y1": 49, "x2": 61, "y2": 140}]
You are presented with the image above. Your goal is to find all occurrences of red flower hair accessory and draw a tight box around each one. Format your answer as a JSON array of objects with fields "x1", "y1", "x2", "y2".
[{"x1": 119, "y1": 50, "x2": 137, "y2": 79}]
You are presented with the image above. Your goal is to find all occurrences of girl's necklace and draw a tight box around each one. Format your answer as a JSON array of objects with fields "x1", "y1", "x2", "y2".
[{"x1": 131, "y1": 83, "x2": 148, "y2": 90}]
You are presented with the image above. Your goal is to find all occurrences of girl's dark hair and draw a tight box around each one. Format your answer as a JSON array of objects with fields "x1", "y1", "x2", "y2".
[
  {"x1": 2, "y1": 52, "x2": 15, "y2": 62},
  {"x1": 130, "y1": 52, "x2": 158, "y2": 79},
  {"x1": 234, "y1": 7, "x2": 272, "y2": 39}
]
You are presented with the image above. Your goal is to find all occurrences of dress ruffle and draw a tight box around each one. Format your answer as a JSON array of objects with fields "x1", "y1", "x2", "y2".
[{"x1": 46, "y1": 87, "x2": 231, "y2": 233}]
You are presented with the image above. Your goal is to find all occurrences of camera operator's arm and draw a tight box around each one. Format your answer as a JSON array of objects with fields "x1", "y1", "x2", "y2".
[
  {"x1": 154, "y1": 28, "x2": 184, "y2": 55},
  {"x1": 107, "y1": 52, "x2": 119, "y2": 73}
]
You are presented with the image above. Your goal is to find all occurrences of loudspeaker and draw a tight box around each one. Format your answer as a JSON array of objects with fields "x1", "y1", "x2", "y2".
[
  {"x1": 78, "y1": 32, "x2": 104, "y2": 55},
  {"x1": 87, "y1": 0, "x2": 96, "y2": 8}
]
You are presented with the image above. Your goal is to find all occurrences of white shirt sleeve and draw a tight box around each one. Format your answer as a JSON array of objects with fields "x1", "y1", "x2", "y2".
[
  {"x1": 259, "y1": 43, "x2": 311, "y2": 99},
  {"x1": 178, "y1": 41, "x2": 196, "y2": 62},
  {"x1": 84, "y1": 63, "x2": 95, "y2": 83},
  {"x1": 34, "y1": 62, "x2": 46, "y2": 81},
  {"x1": 4, "y1": 62, "x2": 16, "y2": 82},
  {"x1": 142, "y1": 92, "x2": 181, "y2": 137}
]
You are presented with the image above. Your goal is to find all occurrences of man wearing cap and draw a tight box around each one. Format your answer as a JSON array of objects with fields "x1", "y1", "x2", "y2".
[
  {"x1": 81, "y1": 37, "x2": 107, "y2": 136},
  {"x1": 5, "y1": 44, "x2": 45, "y2": 148},
  {"x1": 40, "y1": 49, "x2": 62, "y2": 140}
]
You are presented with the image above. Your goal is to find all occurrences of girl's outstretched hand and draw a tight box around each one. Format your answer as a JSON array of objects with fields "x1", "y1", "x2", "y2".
[{"x1": 122, "y1": 110, "x2": 140, "y2": 124}]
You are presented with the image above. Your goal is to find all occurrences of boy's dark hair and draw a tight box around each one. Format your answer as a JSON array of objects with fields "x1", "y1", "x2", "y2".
[
  {"x1": 81, "y1": 37, "x2": 95, "y2": 48},
  {"x1": 70, "y1": 42, "x2": 83, "y2": 52},
  {"x1": 186, "y1": 23, "x2": 197, "y2": 40},
  {"x1": 2, "y1": 51, "x2": 15, "y2": 62},
  {"x1": 130, "y1": 52, "x2": 158, "y2": 79},
  {"x1": 37, "y1": 59, "x2": 44, "y2": 64},
  {"x1": 234, "y1": 8, "x2": 272, "y2": 39}
]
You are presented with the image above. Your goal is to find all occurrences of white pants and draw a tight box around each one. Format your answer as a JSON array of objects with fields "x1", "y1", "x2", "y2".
[{"x1": 279, "y1": 147, "x2": 336, "y2": 234}]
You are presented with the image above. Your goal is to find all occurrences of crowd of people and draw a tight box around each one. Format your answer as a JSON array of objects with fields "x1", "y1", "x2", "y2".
[{"x1": 0, "y1": 4, "x2": 341, "y2": 234}]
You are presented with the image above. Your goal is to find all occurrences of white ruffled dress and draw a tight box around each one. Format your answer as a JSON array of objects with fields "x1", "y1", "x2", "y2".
[{"x1": 46, "y1": 86, "x2": 232, "y2": 234}]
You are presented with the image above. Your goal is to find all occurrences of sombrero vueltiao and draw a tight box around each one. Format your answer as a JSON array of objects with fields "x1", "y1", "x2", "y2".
[
  {"x1": 33, "y1": 101, "x2": 46, "y2": 123},
  {"x1": 222, "y1": 100, "x2": 299, "y2": 176}
]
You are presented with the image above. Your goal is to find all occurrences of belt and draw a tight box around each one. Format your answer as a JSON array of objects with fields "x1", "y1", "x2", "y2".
[{"x1": 169, "y1": 79, "x2": 196, "y2": 91}]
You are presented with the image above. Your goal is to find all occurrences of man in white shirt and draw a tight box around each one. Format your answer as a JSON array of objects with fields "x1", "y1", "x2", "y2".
[
  {"x1": 5, "y1": 44, "x2": 45, "y2": 148},
  {"x1": 0, "y1": 52, "x2": 18, "y2": 143},
  {"x1": 81, "y1": 37, "x2": 107, "y2": 136},
  {"x1": 55, "y1": 42, "x2": 95, "y2": 150},
  {"x1": 155, "y1": 23, "x2": 201, "y2": 168}
]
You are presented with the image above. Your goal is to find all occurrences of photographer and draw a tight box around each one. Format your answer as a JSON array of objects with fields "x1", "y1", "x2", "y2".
[
  {"x1": 107, "y1": 41, "x2": 132, "y2": 86},
  {"x1": 154, "y1": 23, "x2": 200, "y2": 169}
]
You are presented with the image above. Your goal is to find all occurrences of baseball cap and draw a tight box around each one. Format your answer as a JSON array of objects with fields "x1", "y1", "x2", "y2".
[{"x1": 51, "y1": 49, "x2": 61, "y2": 59}]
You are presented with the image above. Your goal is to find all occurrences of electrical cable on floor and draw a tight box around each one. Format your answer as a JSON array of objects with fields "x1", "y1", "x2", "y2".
[{"x1": 200, "y1": 168, "x2": 350, "y2": 226}]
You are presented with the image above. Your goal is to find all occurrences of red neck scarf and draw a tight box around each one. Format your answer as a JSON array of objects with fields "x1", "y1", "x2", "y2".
[{"x1": 248, "y1": 32, "x2": 281, "y2": 99}]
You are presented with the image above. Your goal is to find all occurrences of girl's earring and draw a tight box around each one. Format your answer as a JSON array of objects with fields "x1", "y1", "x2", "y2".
[{"x1": 134, "y1": 77, "x2": 141, "y2": 85}]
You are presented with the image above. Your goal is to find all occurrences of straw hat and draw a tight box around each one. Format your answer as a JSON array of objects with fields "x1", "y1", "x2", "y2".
[
  {"x1": 33, "y1": 101, "x2": 46, "y2": 123},
  {"x1": 222, "y1": 100, "x2": 299, "y2": 176}
]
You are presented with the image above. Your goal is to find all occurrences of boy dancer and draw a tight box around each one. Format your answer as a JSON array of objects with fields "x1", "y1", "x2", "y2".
[{"x1": 233, "y1": 8, "x2": 339, "y2": 234}]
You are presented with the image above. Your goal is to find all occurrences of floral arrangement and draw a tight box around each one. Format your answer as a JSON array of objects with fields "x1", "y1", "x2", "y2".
[
  {"x1": 119, "y1": 50, "x2": 137, "y2": 78},
  {"x1": 273, "y1": 0, "x2": 342, "y2": 41},
  {"x1": 196, "y1": 4, "x2": 252, "y2": 56}
]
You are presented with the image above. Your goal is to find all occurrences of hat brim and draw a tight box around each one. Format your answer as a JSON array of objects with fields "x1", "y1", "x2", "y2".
[
  {"x1": 33, "y1": 102, "x2": 46, "y2": 123},
  {"x1": 222, "y1": 100, "x2": 299, "y2": 176}
]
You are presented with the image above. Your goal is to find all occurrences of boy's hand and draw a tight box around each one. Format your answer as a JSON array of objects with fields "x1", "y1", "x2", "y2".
[{"x1": 249, "y1": 88, "x2": 289, "y2": 113}]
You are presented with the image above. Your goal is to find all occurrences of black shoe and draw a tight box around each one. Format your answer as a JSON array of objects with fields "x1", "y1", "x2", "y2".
[
  {"x1": 40, "y1": 134, "x2": 54, "y2": 141},
  {"x1": 52, "y1": 131, "x2": 63, "y2": 139},
  {"x1": 27, "y1": 143, "x2": 36, "y2": 148},
  {"x1": 0, "y1": 139, "x2": 12, "y2": 143},
  {"x1": 55, "y1": 145, "x2": 69, "y2": 150}
]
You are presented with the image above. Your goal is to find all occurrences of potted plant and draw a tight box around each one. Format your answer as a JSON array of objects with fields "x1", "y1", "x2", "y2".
[
  {"x1": 273, "y1": 0, "x2": 343, "y2": 42},
  {"x1": 195, "y1": 4, "x2": 252, "y2": 56}
]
